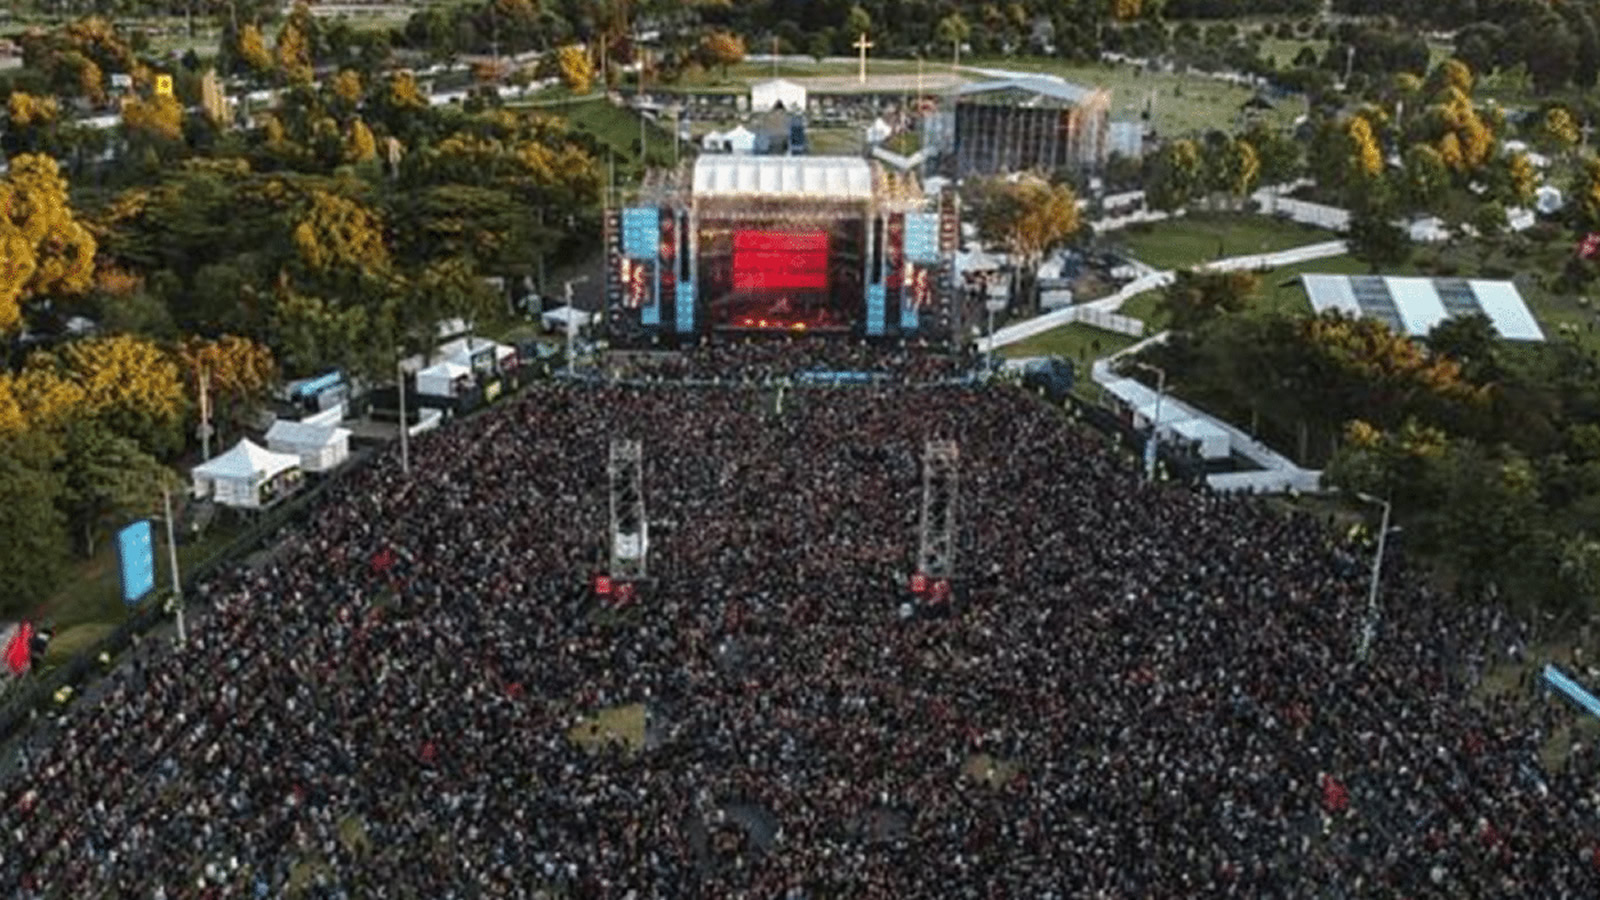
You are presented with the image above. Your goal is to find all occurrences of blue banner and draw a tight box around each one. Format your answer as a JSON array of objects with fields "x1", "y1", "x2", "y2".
[
  {"x1": 904, "y1": 212, "x2": 940, "y2": 264},
  {"x1": 900, "y1": 303, "x2": 919, "y2": 331},
  {"x1": 796, "y1": 371, "x2": 880, "y2": 385},
  {"x1": 676, "y1": 280, "x2": 695, "y2": 333},
  {"x1": 1543, "y1": 664, "x2": 1600, "y2": 719},
  {"x1": 622, "y1": 208, "x2": 660, "y2": 260},
  {"x1": 116, "y1": 519, "x2": 156, "y2": 605},
  {"x1": 865, "y1": 283, "x2": 886, "y2": 336}
]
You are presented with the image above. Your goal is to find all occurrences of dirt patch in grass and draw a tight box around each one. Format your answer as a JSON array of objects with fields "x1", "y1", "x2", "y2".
[
  {"x1": 567, "y1": 702, "x2": 647, "y2": 753},
  {"x1": 962, "y1": 753, "x2": 1020, "y2": 789}
]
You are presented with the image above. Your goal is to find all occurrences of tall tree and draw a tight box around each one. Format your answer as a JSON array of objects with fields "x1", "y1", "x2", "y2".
[
  {"x1": 57, "y1": 420, "x2": 170, "y2": 557},
  {"x1": 0, "y1": 155, "x2": 97, "y2": 334},
  {"x1": 0, "y1": 431, "x2": 68, "y2": 618}
]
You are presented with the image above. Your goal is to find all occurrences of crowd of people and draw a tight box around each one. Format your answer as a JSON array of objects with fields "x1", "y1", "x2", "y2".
[
  {"x1": 607, "y1": 338, "x2": 978, "y2": 383},
  {"x1": 2, "y1": 377, "x2": 1598, "y2": 898}
]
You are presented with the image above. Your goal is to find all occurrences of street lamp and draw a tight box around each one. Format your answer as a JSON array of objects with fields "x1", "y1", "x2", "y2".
[
  {"x1": 984, "y1": 297, "x2": 1006, "y2": 372},
  {"x1": 150, "y1": 483, "x2": 186, "y2": 646},
  {"x1": 1128, "y1": 361, "x2": 1165, "y2": 484},
  {"x1": 1354, "y1": 491, "x2": 1394, "y2": 663},
  {"x1": 565, "y1": 275, "x2": 591, "y2": 376}
]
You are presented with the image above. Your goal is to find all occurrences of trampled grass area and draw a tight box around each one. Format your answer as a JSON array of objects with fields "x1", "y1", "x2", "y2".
[
  {"x1": 1113, "y1": 214, "x2": 1337, "y2": 271},
  {"x1": 567, "y1": 702, "x2": 647, "y2": 753},
  {"x1": 999, "y1": 322, "x2": 1137, "y2": 364},
  {"x1": 962, "y1": 753, "x2": 1021, "y2": 788}
]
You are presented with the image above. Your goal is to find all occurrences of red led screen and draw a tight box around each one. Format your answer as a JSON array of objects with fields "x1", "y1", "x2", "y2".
[{"x1": 733, "y1": 231, "x2": 829, "y2": 291}]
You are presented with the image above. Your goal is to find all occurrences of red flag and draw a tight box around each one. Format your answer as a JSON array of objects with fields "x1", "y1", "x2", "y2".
[
  {"x1": 5, "y1": 623, "x2": 34, "y2": 675},
  {"x1": 419, "y1": 741, "x2": 438, "y2": 766},
  {"x1": 908, "y1": 573, "x2": 929, "y2": 594},
  {"x1": 1321, "y1": 774, "x2": 1349, "y2": 813},
  {"x1": 593, "y1": 575, "x2": 613, "y2": 596},
  {"x1": 371, "y1": 548, "x2": 396, "y2": 574}
]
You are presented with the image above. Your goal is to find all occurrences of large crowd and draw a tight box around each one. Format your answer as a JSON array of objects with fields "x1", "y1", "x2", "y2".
[{"x1": 2, "y1": 377, "x2": 1598, "y2": 899}]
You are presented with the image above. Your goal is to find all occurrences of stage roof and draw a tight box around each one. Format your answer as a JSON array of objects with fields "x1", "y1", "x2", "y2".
[
  {"x1": 1299, "y1": 274, "x2": 1545, "y2": 342},
  {"x1": 692, "y1": 156, "x2": 875, "y2": 202},
  {"x1": 955, "y1": 77, "x2": 1099, "y2": 107}
]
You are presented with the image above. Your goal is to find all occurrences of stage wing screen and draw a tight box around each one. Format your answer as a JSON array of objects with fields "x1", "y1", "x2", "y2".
[{"x1": 733, "y1": 231, "x2": 829, "y2": 291}]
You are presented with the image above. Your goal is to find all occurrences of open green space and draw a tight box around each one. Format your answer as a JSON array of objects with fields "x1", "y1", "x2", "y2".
[
  {"x1": 532, "y1": 97, "x2": 680, "y2": 174},
  {"x1": 806, "y1": 126, "x2": 863, "y2": 156},
  {"x1": 999, "y1": 322, "x2": 1137, "y2": 364},
  {"x1": 567, "y1": 702, "x2": 647, "y2": 753},
  {"x1": 1113, "y1": 213, "x2": 1338, "y2": 272},
  {"x1": 961, "y1": 57, "x2": 1306, "y2": 136}
]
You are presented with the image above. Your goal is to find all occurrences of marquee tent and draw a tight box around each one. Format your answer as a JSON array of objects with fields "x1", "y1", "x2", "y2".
[
  {"x1": 750, "y1": 78, "x2": 806, "y2": 113},
  {"x1": 416, "y1": 360, "x2": 473, "y2": 398},
  {"x1": 191, "y1": 439, "x2": 302, "y2": 509},
  {"x1": 266, "y1": 420, "x2": 352, "y2": 473}
]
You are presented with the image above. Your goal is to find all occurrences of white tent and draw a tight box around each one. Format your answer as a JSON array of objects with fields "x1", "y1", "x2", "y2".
[
  {"x1": 191, "y1": 439, "x2": 302, "y2": 509},
  {"x1": 750, "y1": 78, "x2": 806, "y2": 113},
  {"x1": 416, "y1": 360, "x2": 473, "y2": 398},
  {"x1": 701, "y1": 129, "x2": 728, "y2": 151},
  {"x1": 266, "y1": 420, "x2": 352, "y2": 473},
  {"x1": 541, "y1": 305, "x2": 593, "y2": 333},
  {"x1": 725, "y1": 125, "x2": 757, "y2": 155},
  {"x1": 865, "y1": 117, "x2": 893, "y2": 145},
  {"x1": 1537, "y1": 185, "x2": 1565, "y2": 215}
]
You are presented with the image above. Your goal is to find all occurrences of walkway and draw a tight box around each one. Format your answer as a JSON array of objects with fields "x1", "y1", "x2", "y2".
[{"x1": 977, "y1": 240, "x2": 1342, "y2": 494}]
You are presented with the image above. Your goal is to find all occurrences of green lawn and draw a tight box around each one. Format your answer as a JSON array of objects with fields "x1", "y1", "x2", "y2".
[
  {"x1": 1113, "y1": 213, "x2": 1338, "y2": 271},
  {"x1": 1000, "y1": 322, "x2": 1137, "y2": 365},
  {"x1": 567, "y1": 702, "x2": 648, "y2": 754},
  {"x1": 807, "y1": 126, "x2": 863, "y2": 156},
  {"x1": 533, "y1": 97, "x2": 682, "y2": 175},
  {"x1": 962, "y1": 56, "x2": 1306, "y2": 137}
]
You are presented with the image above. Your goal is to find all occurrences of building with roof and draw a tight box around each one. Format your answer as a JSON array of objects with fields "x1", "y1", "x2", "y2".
[
  {"x1": 924, "y1": 77, "x2": 1112, "y2": 176},
  {"x1": 1299, "y1": 275, "x2": 1545, "y2": 342},
  {"x1": 605, "y1": 156, "x2": 959, "y2": 345}
]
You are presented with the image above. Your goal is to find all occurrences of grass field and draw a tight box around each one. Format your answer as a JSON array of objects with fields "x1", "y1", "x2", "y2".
[
  {"x1": 999, "y1": 322, "x2": 1138, "y2": 364},
  {"x1": 1113, "y1": 213, "x2": 1338, "y2": 271},
  {"x1": 568, "y1": 702, "x2": 647, "y2": 753},
  {"x1": 960, "y1": 57, "x2": 1305, "y2": 137},
  {"x1": 807, "y1": 126, "x2": 863, "y2": 156},
  {"x1": 531, "y1": 97, "x2": 680, "y2": 175}
]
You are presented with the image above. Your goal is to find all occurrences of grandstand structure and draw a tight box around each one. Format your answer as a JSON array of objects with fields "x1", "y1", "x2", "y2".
[{"x1": 604, "y1": 155, "x2": 961, "y2": 347}]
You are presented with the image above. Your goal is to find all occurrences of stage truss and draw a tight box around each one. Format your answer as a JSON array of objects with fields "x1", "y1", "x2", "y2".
[
  {"x1": 916, "y1": 440, "x2": 959, "y2": 580},
  {"x1": 608, "y1": 438, "x2": 649, "y2": 581}
]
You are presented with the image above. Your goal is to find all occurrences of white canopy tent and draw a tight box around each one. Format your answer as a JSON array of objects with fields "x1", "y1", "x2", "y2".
[
  {"x1": 416, "y1": 360, "x2": 473, "y2": 398},
  {"x1": 541, "y1": 305, "x2": 593, "y2": 333},
  {"x1": 266, "y1": 420, "x2": 352, "y2": 473},
  {"x1": 191, "y1": 439, "x2": 302, "y2": 509},
  {"x1": 724, "y1": 125, "x2": 757, "y2": 155},
  {"x1": 865, "y1": 117, "x2": 893, "y2": 145},
  {"x1": 750, "y1": 78, "x2": 807, "y2": 113}
]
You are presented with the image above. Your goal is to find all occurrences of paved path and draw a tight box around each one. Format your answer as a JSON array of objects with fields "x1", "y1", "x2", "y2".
[{"x1": 977, "y1": 240, "x2": 1343, "y2": 493}]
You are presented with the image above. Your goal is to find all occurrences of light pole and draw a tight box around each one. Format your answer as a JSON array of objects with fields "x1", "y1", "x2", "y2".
[
  {"x1": 1129, "y1": 361, "x2": 1165, "y2": 483},
  {"x1": 985, "y1": 297, "x2": 1005, "y2": 372},
  {"x1": 565, "y1": 275, "x2": 591, "y2": 376},
  {"x1": 1355, "y1": 492, "x2": 1393, "y2": 663},
  {"x1": 160, "y1": 484, "x2": 186, "y2": 646},
  {"x1": 397, "y1": 358, "x2": 410, "y2": 477}
]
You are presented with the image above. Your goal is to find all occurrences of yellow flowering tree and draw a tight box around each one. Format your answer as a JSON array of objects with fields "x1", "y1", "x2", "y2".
[{"x1": 0, "y1": 155, "x2": 98, "y2": 334}]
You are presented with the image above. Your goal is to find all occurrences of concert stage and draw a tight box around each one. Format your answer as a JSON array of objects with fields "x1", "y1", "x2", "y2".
[{"x1": 605, "y1": 156, "x2": 959, "y2": 346}]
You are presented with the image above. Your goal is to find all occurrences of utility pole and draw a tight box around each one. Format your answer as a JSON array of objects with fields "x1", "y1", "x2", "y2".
[
  {"x1": 565, "y1": 276, "x2": 591, "y2": 376},
  {"x1": 397, "y1": 359, "x2": 410, "y2": 476},
  {"x1": 162, "y1": 485, "x2": 185, "y2": 646},
  {"x1": 1130, "y1": 361, "x2": 1165, "y2": 484},
  {"x1": 1355, "y1": 493, "x2": 1393, "y2": 663},
  {"x1": 638, "y1": 42, "x2": 647, "y2": 165}
]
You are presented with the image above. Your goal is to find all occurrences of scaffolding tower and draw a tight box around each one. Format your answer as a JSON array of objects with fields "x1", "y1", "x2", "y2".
[
  {"x1": 608, "y1": 439, "x2": 649, "y2": 580},
  {"x1": 916, "y1": 440, "x2": 959, "y2": 579}
]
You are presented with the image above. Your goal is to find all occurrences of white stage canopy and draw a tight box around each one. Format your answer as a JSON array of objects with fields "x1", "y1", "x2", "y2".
[{"x1": 692, "y1": 155, "x2": 874, "y2": 201}]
